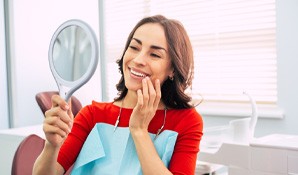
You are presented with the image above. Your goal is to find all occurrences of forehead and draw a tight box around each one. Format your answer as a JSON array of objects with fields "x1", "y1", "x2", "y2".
[{"x1": 132, "y1": 23, "x2": 167, "y2": 49}]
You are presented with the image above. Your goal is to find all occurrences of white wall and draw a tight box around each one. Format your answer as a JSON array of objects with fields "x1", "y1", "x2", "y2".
[
  {"x1": 203, "y1": 0, "x2": 298, "y2": 137},
  {"x1": 7, "y1": 0, "x2": 101, "y2": 128}
]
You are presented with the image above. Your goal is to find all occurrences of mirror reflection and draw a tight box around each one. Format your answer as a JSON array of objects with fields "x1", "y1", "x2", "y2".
[{"x1": 52, "y1": 25, "x2": 92, "y2": 81}]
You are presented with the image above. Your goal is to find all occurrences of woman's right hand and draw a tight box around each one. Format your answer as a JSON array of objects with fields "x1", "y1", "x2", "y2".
[{"x1": 43, "y1": 95, "x2": 74, "y2": 148}]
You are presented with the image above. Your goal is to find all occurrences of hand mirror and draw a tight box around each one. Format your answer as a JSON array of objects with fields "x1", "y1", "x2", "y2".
[{"x1": 49, "y1": 19, "x2": 99, "y2": 101}]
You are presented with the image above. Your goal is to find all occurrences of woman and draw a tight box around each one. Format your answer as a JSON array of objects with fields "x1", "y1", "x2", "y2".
[{"x1": 33, "y1": 15, "x2": 203, "y2": 175}]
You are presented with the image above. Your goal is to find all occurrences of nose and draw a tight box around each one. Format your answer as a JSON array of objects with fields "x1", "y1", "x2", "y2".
[{"x1": 133, "y1": 51, "x2": 147, "y2": 66}]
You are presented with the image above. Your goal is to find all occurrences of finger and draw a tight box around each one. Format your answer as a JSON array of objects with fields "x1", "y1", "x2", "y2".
[
  {"x1": 44, "y1": 115, "x2": 71, "y2": 134},
  {"x1": 51, "y1": 95, "x2": 69, "y2": 111},
  {"x1": 67, "y1": 98, "x2": 74, "y2": 122},
  {"x1": 153, "y1": 79, "x2": 161, "y2": 109},
  {"x1": 45, "y1": 106, "x2": 72, "y2": 124},
  {"x1": 147, "y1": 78, "x2": 157, "y2": 107},
  {"x1": 43, "y1": 123, "x2": 68, "y2": 138},
  {"x1": 142, "y1": 77, "x2": 149, "y2": 107},
  {"x1": 136, "y1": 89, "x2": 144, "y2": 110}
]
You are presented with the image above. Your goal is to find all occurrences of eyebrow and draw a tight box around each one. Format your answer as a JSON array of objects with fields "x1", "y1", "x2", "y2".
[{"x1": 132, "y1": 38, "x2": 167, "y2": 52}]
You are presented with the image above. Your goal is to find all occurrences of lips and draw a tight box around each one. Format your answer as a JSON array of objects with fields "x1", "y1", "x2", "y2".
[{"x1": 130, "y1": 68, "x2": 149, "y2": 78}]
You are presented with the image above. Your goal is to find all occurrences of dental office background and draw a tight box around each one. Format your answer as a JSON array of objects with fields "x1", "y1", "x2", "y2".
[{"x1": 0, "y1": 0, "x2": 297, "y2": 138}]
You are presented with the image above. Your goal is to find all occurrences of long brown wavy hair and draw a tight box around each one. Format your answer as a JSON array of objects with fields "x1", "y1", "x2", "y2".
[{"x1": 114, "y1": 15, "x2": 194, "y2": 109}]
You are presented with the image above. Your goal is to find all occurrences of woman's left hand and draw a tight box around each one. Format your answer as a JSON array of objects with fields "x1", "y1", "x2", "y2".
[{"x1": 129, "y1": 77, "x2": 161, "y2": 132}]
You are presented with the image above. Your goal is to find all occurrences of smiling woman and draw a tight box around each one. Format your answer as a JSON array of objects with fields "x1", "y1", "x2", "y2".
[{"x1": 33, "y1": 15, "x2": 203, "y2": 175}]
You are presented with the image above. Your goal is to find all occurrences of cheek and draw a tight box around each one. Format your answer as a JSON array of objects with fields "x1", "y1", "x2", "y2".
[
  {"x1": 123, "y1": 50, "x2": 137, "y2": 64},
  {"x1": 151, "y1": 67, "x2": 171, "y2": 83}
]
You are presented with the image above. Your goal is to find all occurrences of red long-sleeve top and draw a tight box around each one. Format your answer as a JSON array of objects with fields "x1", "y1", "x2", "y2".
[{"x1": 58, "y1": 101, "x2": 203, "y2": 175}]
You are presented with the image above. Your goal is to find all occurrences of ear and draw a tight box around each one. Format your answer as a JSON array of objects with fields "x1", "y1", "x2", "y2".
[{"x1": 169, "y1": 68, "x2": 175, "y2": 78}]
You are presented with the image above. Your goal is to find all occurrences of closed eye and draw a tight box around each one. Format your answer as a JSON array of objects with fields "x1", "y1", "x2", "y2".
[
  {"x1": 151, "y1": 53, "x2": 161, "y2": 58},
  {"x1": 129, "y1": 45, "x2": 139, "y2": 51}
]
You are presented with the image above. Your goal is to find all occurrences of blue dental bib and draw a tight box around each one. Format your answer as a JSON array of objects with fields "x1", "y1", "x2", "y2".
[{"x1": 71, "y1": 123, "x2": 178, "y2": 175}]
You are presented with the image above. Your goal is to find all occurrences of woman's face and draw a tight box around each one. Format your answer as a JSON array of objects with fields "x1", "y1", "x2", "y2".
[{"x1": 123, "y1": 23, "x2": 174, "y2": 91}]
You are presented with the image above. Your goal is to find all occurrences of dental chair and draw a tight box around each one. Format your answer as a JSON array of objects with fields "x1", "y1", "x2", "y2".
[
  {"x1": 11, "y1": 134, "x2": 73, "y2": 175},
  {"x1": 11, "y1": 134, "x2": 44, "y2": 175}
]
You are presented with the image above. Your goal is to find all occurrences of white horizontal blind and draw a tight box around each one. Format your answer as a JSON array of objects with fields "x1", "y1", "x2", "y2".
[{"x1": 103, "y1": 0, "x2": 278, "y2": 116}]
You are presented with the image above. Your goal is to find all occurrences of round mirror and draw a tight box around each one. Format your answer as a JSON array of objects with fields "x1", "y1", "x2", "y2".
[{"x1": 49, "y1": 19, "x2": 98, "y2": 101}]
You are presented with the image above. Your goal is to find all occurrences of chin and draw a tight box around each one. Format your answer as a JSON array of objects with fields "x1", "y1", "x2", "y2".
[{"x1": 125, "y1": 82, "x2": 142, "y2": 92}]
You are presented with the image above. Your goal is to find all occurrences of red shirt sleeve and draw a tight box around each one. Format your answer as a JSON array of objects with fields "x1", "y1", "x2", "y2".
[
  {"x1": 168, "y1": 108, "x2": 204, "y2": 175},
  {"x1": 57, "y1": 102, "x2": 95, "y2": 172}
]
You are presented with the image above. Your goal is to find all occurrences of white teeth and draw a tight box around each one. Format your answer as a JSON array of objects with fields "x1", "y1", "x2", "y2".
[{"x1": 131, "y1": 69, "x2": 146, "y2": 77}]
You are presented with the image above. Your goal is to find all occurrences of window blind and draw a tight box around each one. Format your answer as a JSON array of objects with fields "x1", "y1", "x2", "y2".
[{"x1": 103, "y1": 0, "x2": 282, "y2": 118}]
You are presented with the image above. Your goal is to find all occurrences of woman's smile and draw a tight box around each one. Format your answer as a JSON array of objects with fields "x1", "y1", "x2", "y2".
[{"x1": 129, "y1": 67, "x2": 149, "y2": 80}]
